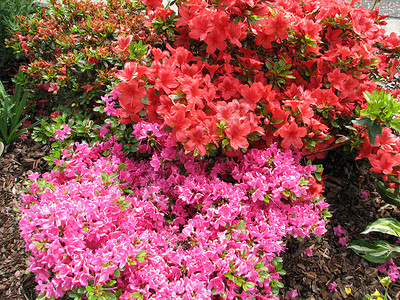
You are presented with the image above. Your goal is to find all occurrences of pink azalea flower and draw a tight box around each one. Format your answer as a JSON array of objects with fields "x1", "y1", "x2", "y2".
[
  {"x1": 333, "y1": 224, "x2": 346, "y2": 237},
  {"x1": 304, "y1": 248, "x2": 313, "y2": 257},
  {"x1": 288, "y1": 289, "x2": 299, "y2": 299},
  {"x1": 54, "y1": 125, "x2": 71, "y2": 141},
  {"x1": 338, "y1": 237, "x2": 347, "y2": 247},
  {"x1": 19, "y1": 137, "x2": 328, "y2": 298},
  {"x1": 208, "y1": 277, "x2": 225, "y2": 295},
  {"x1": 328, "y1": 281, "x2": 338, "y2": 292}
]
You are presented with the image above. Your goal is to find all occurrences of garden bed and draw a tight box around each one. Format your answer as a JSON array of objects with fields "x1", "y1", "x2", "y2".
[
  {"x1": 2, "y1": 0, "x2": 400, "y2": 299},
  {"x1": 0, "y1": 138, "x2": 399, "y2": 300}
]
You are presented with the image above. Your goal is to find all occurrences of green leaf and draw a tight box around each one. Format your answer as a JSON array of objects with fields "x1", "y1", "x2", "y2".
[
  {"x1": 68, "y1": 291, "x2": 82, "y2": 300},
  {"x1": 224, "y1": 272, "x2": 235, "y2": 281},
  {"x1": 367, "y1": 121, "x2": 382, "y2": 146},
  {"x1": 105, "y1": 293, "x2": 117, "y2": 300},
  {"x1": 114, "y1": 269, "x2": 121, "y2": 278},
  {"x1": 135, "y1": 250, "x2": 147, "y2": 263},
  {"x1": 348, "y1": 239, "x2": 400, "y2": 263},
  {"x1": 375, "y1": 181, "x2": 400, "y2": 207},
  {"x1": 237, "y1": 220, "x2": 246, "y2": 229},
  {"x1": 362, "y1": 218, "x2": 400, "y2": 238},
  {"x1": 352, "y1": 118, "x2": 373, "y2": 127},
  {"x1": 131, "y1": 292, "x2": 143, "y2": 300}
]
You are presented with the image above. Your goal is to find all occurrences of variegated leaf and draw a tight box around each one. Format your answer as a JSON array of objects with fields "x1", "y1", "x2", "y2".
[{"x1": 361, "y1": 218, "x2": 400, "y2": 237}]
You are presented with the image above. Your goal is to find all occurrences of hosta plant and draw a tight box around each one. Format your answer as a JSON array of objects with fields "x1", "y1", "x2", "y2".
[{"x1": 348, "y1": 218, "x2": 400, "y2": 263}]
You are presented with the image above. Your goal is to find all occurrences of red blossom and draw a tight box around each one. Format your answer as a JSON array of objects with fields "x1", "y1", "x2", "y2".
[
  {"x1": 274, "y1": 120, "x2": 307, "y2": 149},
  {"x1": 117, "y1": 79, "x2": 146, "y2": 114},
  {"x1": 114, "y1": 34, "x2": 133, "y2": 53},
  {"x1": 225, "y1": 117, "x2": 251, "y2": 150},
  {"x1": 184, "y1": 124, "x2": 211, "y2": 155},
  {"x1": 369, "y1": 149, "x2": 400, "y2": 175}
]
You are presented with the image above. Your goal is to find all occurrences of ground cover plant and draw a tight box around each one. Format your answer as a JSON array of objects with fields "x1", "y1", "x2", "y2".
[{"x1": 14, "y1": 0, "x2": 400, "y2": 299}]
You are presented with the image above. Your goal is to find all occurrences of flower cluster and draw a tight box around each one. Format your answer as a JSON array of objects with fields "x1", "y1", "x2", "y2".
[
  {"x1": 114, "y1": 0, "x2": 400, "y2": 159},
  {"x1": 20, "y1": 122, "x2": 328, "y2": 299}
]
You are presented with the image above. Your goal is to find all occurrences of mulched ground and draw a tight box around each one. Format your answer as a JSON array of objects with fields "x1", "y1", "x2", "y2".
[{"x1": 0, "y1": 137, "x2": 399, "y2": 300}]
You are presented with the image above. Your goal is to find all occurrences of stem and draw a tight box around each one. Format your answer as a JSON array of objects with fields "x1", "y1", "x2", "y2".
[{"x1": 302, "y1": 139, "x2": 351, "y2": 157}]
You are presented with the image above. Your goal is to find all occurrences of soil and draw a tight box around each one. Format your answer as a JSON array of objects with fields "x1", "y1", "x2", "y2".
[{"x1": 0, "y1": 137, "x2": 399, "y2": 300}]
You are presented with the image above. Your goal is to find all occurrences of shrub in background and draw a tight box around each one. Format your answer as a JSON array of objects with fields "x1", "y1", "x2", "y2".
[
  {"x1": 0, "y1": 0, "x2": 39, "y2": 75},
  {"x1": 6, "y1": 0, "x2": 156, "y2": 114}
]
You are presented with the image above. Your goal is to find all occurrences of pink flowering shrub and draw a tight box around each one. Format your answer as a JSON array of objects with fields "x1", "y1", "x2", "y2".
[{"x1": 20, "y1": 122, "x2": 328, "y2": 299}]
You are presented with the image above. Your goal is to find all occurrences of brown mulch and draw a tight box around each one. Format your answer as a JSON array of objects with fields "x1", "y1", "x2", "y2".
[{"x1": 0, "y1": 137, "x2": 399, "y2": 300}]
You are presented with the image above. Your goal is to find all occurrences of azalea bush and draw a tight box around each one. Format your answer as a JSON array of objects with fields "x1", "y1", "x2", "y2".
[
  {"x1": 6, "y1": 0, "x2": 155, "y2": 113},
  {"x1": 20, "y1": 122, "x2": 328, "y2": 299},
  {"x1": 112, "y1": 0, "x2": 400, "y2": 186}
]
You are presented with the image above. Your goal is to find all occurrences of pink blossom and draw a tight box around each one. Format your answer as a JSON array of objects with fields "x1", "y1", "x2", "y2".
[
  {"x1": 377, "y1": 264, "x2": 387, "y2": 273},
  {"x1": 328, "y1": 281, "x2": 337, "y2": 292},
  {"x1": 338, "y1": 237, "x2": 347, "y2": 247},
  {"x1": 208, "y1": 277, "x2": 225, "y2": 295},
  {"x1": 304, "y1": 248, "x2": 313, "y2": 257},
  {"x1": 20, "y1": 133, "x2": 29, "y2": 140},
  {"x1": 99, "y1": 125, "x2": 110, "y2": 138},
  {"x1": 380, "y1": 260, "x2": 399, "y2": 282},
  {"x1": 288, "y1": 289, "x2": 299, "y2": 299},
  {"x1": 47, "y1": 82, "x2": 60, "y2": 94},
  {"x1": 360, "y1": 190, "x2": 370, "y2": 201},
  {"x1": 387, "y1": 262, "x2": 399, "y2": 282},
  {"x1": 333, "y1": 224, "x2": 346, "y2": 237},
  {"x1": 54, "y1": 125, "x2": 71, "y2": 141},
  {"x1": 19, "y1": 136, "x2": 328, "y2": 298}
]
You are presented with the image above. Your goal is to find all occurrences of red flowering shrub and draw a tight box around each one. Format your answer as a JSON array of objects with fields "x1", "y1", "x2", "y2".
[
  {"x1": 113, "y1": 0, "x2": 400, "y2": 186},
  {"x1": 7, "y1": 0, "x2": 156, "y2": 112}
]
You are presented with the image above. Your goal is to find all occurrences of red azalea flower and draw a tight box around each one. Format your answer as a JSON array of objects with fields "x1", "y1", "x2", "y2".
[
  {"x1": 114, "y1": 34, "x2": 133, "y2": 53},
  {"x1": 225, "y1": 118, "x2": 251, "y2": 150},
  {"x1": 369, "y1": 149, "x2": 400, "y2": 175},
  {"x1": 117, "y1": 79, "x2": 146, "y2": 114},
  {"x1": 275, "y1": 121, "x2": 307, "y2": 149}
]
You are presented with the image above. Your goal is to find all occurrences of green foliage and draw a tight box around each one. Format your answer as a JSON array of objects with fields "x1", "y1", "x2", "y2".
[
  {"x1": 353, "y1": 90, "x2": 400, "y2": 145},
  {"x1": 128, "y1": 40, "x2": 149, "y2": 61},
  {"x1": 0, "y1": 0, "x2": 39, "y2": 68},
  {"x1": 68, "y1": 279, "x2": 121, "y2": 300},
  {"x1": 32, "y1": 107, "x2": 139, "y2": 167},
  {"x1": 0, "y1": 73, "x2": 36, "y2": 144},
  {"x1": 348, "y1": 218, "x2": 400, "y2": 263},
  {"x1": 265, "y1": 59, "x2": 296, "y2": 88},
  {"x1": 7, "y1": 0, "x2": 150, "y2": 113},
  {"x1": 375, "y1": 181, "x2": 400, "y2": 207}
]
